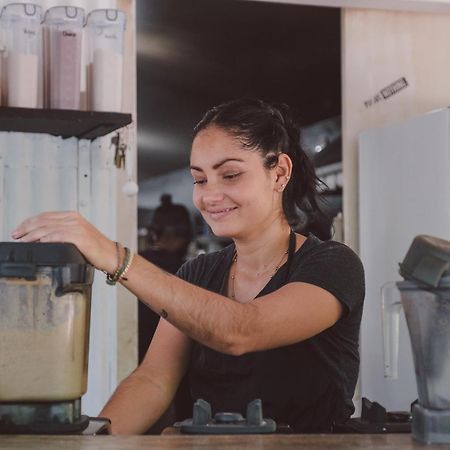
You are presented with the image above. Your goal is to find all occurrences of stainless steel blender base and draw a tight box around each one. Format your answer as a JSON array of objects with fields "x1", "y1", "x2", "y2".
[{"x1": 412, "y1": 403, "x2": 450, "y2": 444}]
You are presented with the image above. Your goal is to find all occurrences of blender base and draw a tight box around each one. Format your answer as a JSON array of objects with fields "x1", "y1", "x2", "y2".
[
  {"x1": 0, "y1": 398, "x2": 110, "y2": 434},
  {"x1": 412, "y1": 403, "x2": 450, "y2": 444}
]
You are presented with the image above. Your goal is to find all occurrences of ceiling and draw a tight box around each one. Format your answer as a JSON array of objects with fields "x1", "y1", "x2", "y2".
[{"x1": 136, "y1": 0, "x2": 341, "y2": 183}]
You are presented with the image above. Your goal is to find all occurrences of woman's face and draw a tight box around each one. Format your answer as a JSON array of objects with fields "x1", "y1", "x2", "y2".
[{"x1": 190, "y1": 126, "x2": 284, "y2": 239}]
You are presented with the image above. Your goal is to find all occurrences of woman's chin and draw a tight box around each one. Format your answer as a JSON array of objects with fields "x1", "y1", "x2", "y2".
[
  {"x1": 207, "y1": 224, "x2": 237, "y2": 239},
  {"x1": 209, "y1": 229, "x2": 232, "y2": 239}
]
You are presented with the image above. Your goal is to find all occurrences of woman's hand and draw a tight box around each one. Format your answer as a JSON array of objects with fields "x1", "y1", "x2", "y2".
[{"x1": 11, "y1": 211, "x2": 118, "y2": 273}]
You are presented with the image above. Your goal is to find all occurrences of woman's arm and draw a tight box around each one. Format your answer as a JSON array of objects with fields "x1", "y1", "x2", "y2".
[
  {"x1": 12, "y1": 211, "x2": 343, "y2": 355},
  {"x1": 120, "y1": 253, "x2": 343, "y2": 355},
  {"x1": 100, "y1": 319, "x2": 192, "y2": 434}
]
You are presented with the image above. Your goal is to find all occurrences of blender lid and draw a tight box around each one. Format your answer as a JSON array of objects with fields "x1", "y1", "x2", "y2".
[
  {"x1": 0, "y1": 242, "x2": 89, "y2": 266},
  {"x1": 399, "y1": 235, "x2": 450, "y2": 287},
  {"x1": 0, "y1": 242, "x2": 94, "y2": 285}
]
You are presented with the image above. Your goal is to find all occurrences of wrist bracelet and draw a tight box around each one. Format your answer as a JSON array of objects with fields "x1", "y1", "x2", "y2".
[
  {"x1": 119, "y1": 250, "x2": 134, "y2": 282},
  {"x1": 104, "y1": 243, "x2": 133, "y2": 285},
  {"x1": 104, "y1": 242, "x2": 121, "y2": 285}
]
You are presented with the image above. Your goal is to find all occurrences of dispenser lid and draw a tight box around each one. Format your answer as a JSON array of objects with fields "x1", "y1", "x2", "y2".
[{"x1": 399, "y1": 235, "x2": 450, "y2": 287}]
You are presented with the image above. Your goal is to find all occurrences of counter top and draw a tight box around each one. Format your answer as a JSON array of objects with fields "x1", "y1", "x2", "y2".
[{"x1": 0, "y1": 434, "x2": 447, "y2": 449}]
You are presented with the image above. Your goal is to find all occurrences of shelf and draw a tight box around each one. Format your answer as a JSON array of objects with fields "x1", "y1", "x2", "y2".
[{"x1": 0, "y1": 107, "x2": 132, "y2": 140}]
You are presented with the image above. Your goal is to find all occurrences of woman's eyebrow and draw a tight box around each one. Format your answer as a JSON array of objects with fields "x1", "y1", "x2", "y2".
[{"x1": 190, "y1": 158, "x2": 244, "y2": 172}]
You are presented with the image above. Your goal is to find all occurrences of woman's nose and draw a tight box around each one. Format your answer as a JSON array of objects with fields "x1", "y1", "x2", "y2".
[{"x1": 200, "y1": 183, "x2": 225, "y2": 204}]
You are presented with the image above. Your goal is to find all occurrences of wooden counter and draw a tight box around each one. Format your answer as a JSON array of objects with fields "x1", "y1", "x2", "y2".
[{"x1": 0, "y1": 433, "x2": 447, "y2": 449}]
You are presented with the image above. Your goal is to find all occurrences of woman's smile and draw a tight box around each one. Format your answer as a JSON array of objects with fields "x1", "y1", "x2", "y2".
[{"x1": 206, "y1": 206, "x2": 238, "y2": 221}]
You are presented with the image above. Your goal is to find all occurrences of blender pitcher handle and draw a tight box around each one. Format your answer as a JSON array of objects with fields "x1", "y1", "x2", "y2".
[{"x1": 381, "y1": 281, "x2": 402, "y2": 379}]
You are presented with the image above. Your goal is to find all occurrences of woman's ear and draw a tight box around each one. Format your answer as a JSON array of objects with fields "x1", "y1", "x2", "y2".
[{"x1": 274, "y1": 153, "x2": 293, "y2": 192}]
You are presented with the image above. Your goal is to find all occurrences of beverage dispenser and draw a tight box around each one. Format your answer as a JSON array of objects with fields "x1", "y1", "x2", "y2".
[
  {"x1": 0, "y1": 3, "x2": 42, "y2": 108},
  {"x1": 44, "y1": 6, "x2": 84, "y2": 110},
  {"x1": 86, "y1": 9, "x2": 126, "y2": 112}
]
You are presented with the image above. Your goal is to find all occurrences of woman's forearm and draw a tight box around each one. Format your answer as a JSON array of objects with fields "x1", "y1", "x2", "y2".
[
  {"x1": 99, "y1": 368, "x2": 175, "y2": 435},
  {"x1": 120, "y1": 255, "x2": 255, "y2": 355}
]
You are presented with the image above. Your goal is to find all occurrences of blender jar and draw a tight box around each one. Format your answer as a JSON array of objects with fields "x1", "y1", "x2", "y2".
[
  {"x1": 0, "y1": 242, "x2": 94, "y2": 402},
  {"x1": 382, "y1": 235, "x2": 450, "y2": 444},
  {"x1": 0, "y1": 3, "x2": 42, "y2": 108},
  {"x1": 86, "y1": 9, "x2": 126, "y2": 112},
  {"x1": 43, "y1": 6, "x2": 84, "y2": 110}
]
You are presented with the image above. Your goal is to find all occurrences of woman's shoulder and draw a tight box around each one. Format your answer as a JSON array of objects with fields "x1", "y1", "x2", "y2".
[
  {"x1": 296, "y1": 233, "x2": 362, "y2": 267},
  {"x1": 176, "y1": 244, "x2": 234, "y2": 285},
  {"x1": 290, "y1": 233, "x2": 365, "y2": 313}
]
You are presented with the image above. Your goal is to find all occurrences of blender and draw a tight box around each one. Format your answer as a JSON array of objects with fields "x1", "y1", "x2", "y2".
[
  {"x1": 382, "y1": 235, "x2": 450, "y2": 444},
  {"x1": 0, "y1": 242, "x2": 107, "y2": 434}
]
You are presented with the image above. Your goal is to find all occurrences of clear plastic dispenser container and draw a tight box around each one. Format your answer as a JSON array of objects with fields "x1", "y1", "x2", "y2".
[
  {"x1": 0, "y1": 3, "x2": 42, "y2": 108},
  {"x1": 0, "y1": 242, "x2": 94, "y2": 402},
  {"x1": 44, "y1": 6, "x2": 84, "y2": 109},
  {"x1": 382, "y1": 235, "x2": 450, "y2": 444},
  {"x1": 86, "y1": 9, "x2": 126, "y2": 112}
]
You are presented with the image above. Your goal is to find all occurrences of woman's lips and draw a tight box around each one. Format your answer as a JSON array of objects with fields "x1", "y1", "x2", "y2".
[{"x1": 207, "y1": 207, "x2": 237, "y2": 220}]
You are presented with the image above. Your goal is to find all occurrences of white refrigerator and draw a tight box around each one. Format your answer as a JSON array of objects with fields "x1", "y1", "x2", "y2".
[{"x1": 358, "y1": 108, "x2": 450, "y2": 411}]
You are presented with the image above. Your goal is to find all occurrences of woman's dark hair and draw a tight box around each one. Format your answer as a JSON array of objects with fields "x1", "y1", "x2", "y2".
[{"x1": 193, "y1": 98, "x2": 326, "y2": 225}]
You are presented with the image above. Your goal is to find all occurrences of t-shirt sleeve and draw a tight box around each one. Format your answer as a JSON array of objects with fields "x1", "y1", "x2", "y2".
[
  {"x1": 176, "y1": 257, "x2": 201, "y2": 283},
  {"x1": 174, "y1": 249, "x2": 229, "y2": 289},
  {"x1": 289, "y1": 241, "x2": 365, "y2": 316}
]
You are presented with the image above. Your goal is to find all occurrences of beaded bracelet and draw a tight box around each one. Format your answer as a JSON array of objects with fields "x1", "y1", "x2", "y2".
[
  {"x1": 104, "y1": 242, "x2": 121, "y2": 285},
  {"x1": 105, "y1": 242, "x2": 134, "y2": 285},
  {"x1": 119, "y1": 249, "x2": 134, "y2": 282}
]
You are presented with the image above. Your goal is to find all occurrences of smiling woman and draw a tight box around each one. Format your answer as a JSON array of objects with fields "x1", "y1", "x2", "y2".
[
  {"x1": 190, "y1": 127, "x2": 286, "y2": 240},
  {"x1": 12, "y1": 98, "x2": 364, "y2": 435}
]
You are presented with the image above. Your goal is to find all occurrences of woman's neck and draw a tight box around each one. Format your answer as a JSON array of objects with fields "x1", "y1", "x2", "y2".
[{"x1": 232, "y1": 218, "x2": 292, "y2": 276}]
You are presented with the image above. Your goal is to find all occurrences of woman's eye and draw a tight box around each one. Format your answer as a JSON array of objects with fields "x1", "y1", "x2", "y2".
[
  {"x1": 193, "y1": 179, "x2": 206, "y2": 185},
  {"x1": 223, "y1": 172, "x2": 241, "y2": 180}
]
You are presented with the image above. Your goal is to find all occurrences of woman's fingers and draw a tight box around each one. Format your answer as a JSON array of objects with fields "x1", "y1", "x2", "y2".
[
  {"x1": 14, "y1": 226, "x2": 63, "y2": 243},
  {"x1": 12, "y1": 211, "x2": 78, "y2": 239},
  {"x1": 11, "y1": 211, "x2": 117, "y2": 273}
]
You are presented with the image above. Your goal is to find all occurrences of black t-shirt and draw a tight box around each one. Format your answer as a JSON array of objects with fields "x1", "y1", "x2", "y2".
[{"x1": 176, "y1": 233, "x2": 365, "y2": 432}]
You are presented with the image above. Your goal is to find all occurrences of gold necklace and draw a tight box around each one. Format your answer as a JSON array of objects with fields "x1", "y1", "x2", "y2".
[{"x1": 230, "y1": 247, "x2": 289, "y2": 300}]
